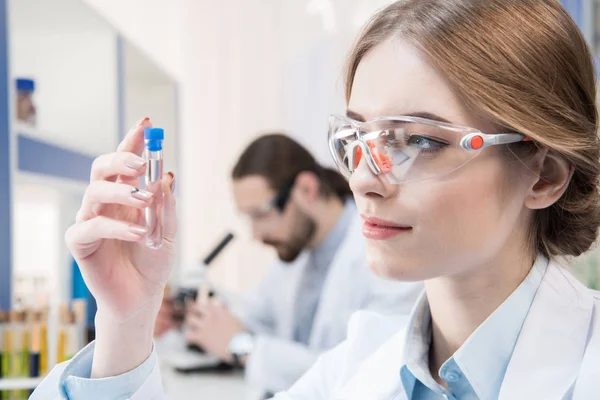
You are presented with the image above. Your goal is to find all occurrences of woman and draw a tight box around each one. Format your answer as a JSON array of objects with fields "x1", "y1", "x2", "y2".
[{"x1": 33, "y1": 0, "x2": 600, "y2": 399}]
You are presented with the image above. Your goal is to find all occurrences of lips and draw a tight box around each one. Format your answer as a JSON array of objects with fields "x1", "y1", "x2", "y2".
[{"x1": 361, "y1": 215, "x2": 412, "y2": 240}]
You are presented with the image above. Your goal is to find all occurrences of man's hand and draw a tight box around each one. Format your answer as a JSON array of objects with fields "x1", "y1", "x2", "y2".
[
  {"x1": 185, "y1": 300, "x2": 246, "y2": 363},
  {"x1": 154, "y1": 297, "x2": 182, "y2": 337}
]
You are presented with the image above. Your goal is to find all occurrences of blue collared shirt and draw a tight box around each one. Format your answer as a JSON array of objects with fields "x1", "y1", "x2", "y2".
[
  {"x1": 400, "y1": 256, "x2": 548, "y2": 400},
  {"x1": 59, "y1": 341, "x2": 156, "y2": 400}
]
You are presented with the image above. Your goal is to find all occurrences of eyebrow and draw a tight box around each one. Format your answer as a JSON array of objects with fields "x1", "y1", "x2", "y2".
[{"x1": 346, "y1": 109, "x2": 453, "y2": 124}]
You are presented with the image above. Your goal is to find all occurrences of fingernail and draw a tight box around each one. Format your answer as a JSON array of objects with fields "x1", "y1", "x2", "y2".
[
  {"x1": 136, "y1": 117, "x2": 150, "y2": 127},
  {"x1": 129, "y1": 225, "x2": 148, "y2": 235},
  {"x1": 168, "y1": 172, "x2": 176, "y2": 194},
  {"x1": 125, "y1": 157, "x2": 147, "y2": 170},
  {"x1": 131, "y1": 187, "x2": 153, "y2": 201}
]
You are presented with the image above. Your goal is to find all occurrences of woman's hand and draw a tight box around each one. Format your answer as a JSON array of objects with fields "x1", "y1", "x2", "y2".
[{"x1": 65, "y1": 118, "x2": 177, "y2": 377}]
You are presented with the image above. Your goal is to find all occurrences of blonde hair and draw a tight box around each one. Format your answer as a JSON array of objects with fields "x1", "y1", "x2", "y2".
[{"x1": 345, "y1": 0, "x2": 600, "y2": 258}]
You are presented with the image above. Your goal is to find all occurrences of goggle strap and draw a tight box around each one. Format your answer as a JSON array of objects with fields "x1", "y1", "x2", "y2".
[{"x1": 460, "y1": 132, "x2": 528, "y2": 151}]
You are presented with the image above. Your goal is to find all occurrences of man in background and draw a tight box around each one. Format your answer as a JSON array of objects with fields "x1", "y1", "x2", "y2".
[{"x1": 158, "y1": 134, "x2": 422, "y2": 395}]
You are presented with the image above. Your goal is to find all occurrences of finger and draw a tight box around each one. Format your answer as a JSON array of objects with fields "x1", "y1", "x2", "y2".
[
  {"x1": 156, "y1": 315, "x2": 173, "y2": 326},
  {"x1": 210, "y1": 298, "x2": 224, "y2": 308},
  {"x1": 164, "y1": 171, "x2": 176, "y2": 195},
  {"x1": 159, "y1": 300, "x2": 174, "y2": 315},
  {"x1": 197, "y1": 284, "x2": 211, "y2": 306},
  {"x1": 77, "y1": 181, "x2": 153, "y2": 223},
  {"x1": 65, "y1": 216, "x2": 147, "y2": 257},
  {"x1": 155, "y1": 317, "x2": 173, "y2": 330},
  {"x1": 183, "y1": 297, "x2": 194, "y2": 314},
  {"x1": 185, "y1": 306, "x2": 204, "y2": 322},
  {"x1": 172, "y1": 301, "x2": 185, "y2": 313},
  {"x1": 186, "y1": 316, "x2": 203, "y2": 331},
  {"x1": 155, "y1": 322, "x2": 173, "y2": 337},
  {"x1": 196, "y1": 304, "x2": 217, "y2": 319},
  {"x1": 117, "y1": 117, "x2": 152, "y2": 155},
  {"x1": 157, "y1": 302, "x2": 174, "y2": 317},
  {"x1": 90, "y1": 152, "x2": 147, "y2": 183},
  {"x1": 160, "y1": 297, "x2": 174, "y2": 308},
  {"x1": 163, "y1": 172, "x2": 177, "y2": 242},
  {"x1": 188, "y1": 314, "x2": 211, "y2": 331},
  {"x1": 184, "y1": 307, "x2": 198, "y2": 322},
  {"x1": 185, "y1": 331, "x2": 202, "y2": 344},
  {"x1": 156, "y1": 319, "x2": 175, "y2": 334},
  {"x1": 185, "y1": 318, "x2": 204, "y2": 332}
]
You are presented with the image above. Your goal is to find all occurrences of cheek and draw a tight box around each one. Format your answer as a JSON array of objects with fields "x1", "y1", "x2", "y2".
[
  {"x1": 415, "y1": 157, "x2": 519, "y2": 269},
  {"x1": 365, "y1": 157, "x2": 519, "y2": 280},
  {"x1": 261, "y1": 219, "x2": 288, "y2": 242},
  {"x1": 273, "y1": 223, "x2": 292, "y2": 242},
  {"x1": 278, "y1": 207, "x2": 300, "y2": 240},
  {"x1": 422, "y1": 177, "x2": 503, "y2": 248}
]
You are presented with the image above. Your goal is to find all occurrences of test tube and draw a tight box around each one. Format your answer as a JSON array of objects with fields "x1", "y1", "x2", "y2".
[
  {"x1": 28, "y1": 322, "x2": 41, "y2": 397},
  {"x1": 39, "y1": 308, "x2": 48, "y2": 375},
  {"x1": 143, "y1": 127, "x2": 165, "y2": 249},
  {"x1": 2, "y1": 328, "x2": 10, "y2": 400},
  {"x1": 57, "y1": 304, "x2": 69, "y2": 363}
]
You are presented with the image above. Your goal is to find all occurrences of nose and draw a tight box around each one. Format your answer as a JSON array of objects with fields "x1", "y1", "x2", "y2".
[{"x1": 349, "y1": 154, "x2": 398, "y2": 200}]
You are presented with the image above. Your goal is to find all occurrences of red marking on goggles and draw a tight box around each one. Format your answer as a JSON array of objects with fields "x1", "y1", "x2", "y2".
[{"x1": 355, "y1": 141, "x2": 392, "y2": 173}]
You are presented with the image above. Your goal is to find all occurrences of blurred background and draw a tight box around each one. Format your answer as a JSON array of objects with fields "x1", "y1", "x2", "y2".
[{"x1": 0, "y1": 0, "x2": 598, "y2": 398}]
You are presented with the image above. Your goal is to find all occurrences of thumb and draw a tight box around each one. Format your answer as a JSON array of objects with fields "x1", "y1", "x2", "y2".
[{"x1": 162, "y1": 171, "x2": 177, "y2": 241}]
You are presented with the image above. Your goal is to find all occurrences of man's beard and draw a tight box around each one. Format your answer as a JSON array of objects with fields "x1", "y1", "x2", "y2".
[{"x1": 263, "y1": 209, "x2": 316, "y2": 263}]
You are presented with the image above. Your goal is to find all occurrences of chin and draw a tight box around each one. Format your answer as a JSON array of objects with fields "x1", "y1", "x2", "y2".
[
  {"x1": 366, "y1": 252, "x2": 434, "y2": 282},
  {"x1": 277, "y1": 248, "x2": 302, "y2": 263}
]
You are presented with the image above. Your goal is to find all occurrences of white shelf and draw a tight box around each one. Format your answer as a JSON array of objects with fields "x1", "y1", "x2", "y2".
[
  {"x1": 11, "y1": 121, "x2": 99, "y2": 158},
  {"x1": 0, "y1": 377, "x2": 44, "y2": 390}
]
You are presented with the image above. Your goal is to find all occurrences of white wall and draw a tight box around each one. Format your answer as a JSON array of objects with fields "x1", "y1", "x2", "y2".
[
  {"x1": 80, "y1": 0, "x2": 396, "y2": 293},
  {"x1": 84, "y1": 0, "x2": 184, "y2": 81},
  {"x1": 9, "y1": 0, "x2": 119, "y2": 155}
]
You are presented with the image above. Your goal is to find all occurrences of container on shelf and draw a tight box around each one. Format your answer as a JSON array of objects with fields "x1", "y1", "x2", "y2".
[{"x1": 15, "y1": 78, "x2": 36, "y2": 126}]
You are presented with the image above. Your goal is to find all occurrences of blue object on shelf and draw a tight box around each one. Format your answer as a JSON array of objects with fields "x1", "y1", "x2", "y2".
[
  {"x1": 72, "y1": 258, "x2": 97, "y2": 327},
  {"x1": 15, "y1": 78, "x2": 35, "y2": 92},
  {"x1": 72, "y1": 258, "x2": 87, "y2": 299}
]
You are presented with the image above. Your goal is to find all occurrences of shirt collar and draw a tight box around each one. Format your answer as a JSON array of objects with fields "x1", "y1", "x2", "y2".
[
  {"x1": 454, "y1": 255, "x2": 548, "y2": 398},
  {"x1": 310, "y1": 198, "x2": 355, "y2": 266},
  {"x1": 401, "y1": 255, "x2": 549, "y2": 399},
  {"x1": 400, "y1": 292, "x2": 440, "y2": 398}
]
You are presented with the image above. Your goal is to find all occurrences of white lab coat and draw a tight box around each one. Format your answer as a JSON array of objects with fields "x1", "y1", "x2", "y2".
[
  {"x1": 279, "y1": 260, "x2": 600, "y2": 400},
  {"x1": 33, "y1": 259, "x2": 600, "y2": 399},
  {"x1": 237, "y1": 211, "x2": 423, "y2": 392}
]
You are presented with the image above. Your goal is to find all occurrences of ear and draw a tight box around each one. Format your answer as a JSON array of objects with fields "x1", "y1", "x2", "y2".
[
  {"x1": 524, "y1": 151, "x2": 573, "y2": 210},
  {"x1": 292, "y1": 171, "x2": 320, "y2": 206}
]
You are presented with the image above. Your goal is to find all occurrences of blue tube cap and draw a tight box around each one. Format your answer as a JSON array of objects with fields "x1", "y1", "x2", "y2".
[
  {"x1": 16, "y1": 78, "x2": 35, "y2": 92},
  {"x1": 144, "y1": 127, "x2": 164, "y2": 151}
]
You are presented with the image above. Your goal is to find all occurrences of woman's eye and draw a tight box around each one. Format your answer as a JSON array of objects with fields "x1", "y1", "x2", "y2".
[{"x1": 405, "y1": 134, "x2": 448, "y2": 150}]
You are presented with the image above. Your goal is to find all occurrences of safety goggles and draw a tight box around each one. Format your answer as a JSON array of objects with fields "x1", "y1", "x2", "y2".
[
  {"x1": 328, "y1": 114, "x2": 529, "y2": 184},
  {"x1": 240, "y1": 174, "x2": 297, "y2": 224}
]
